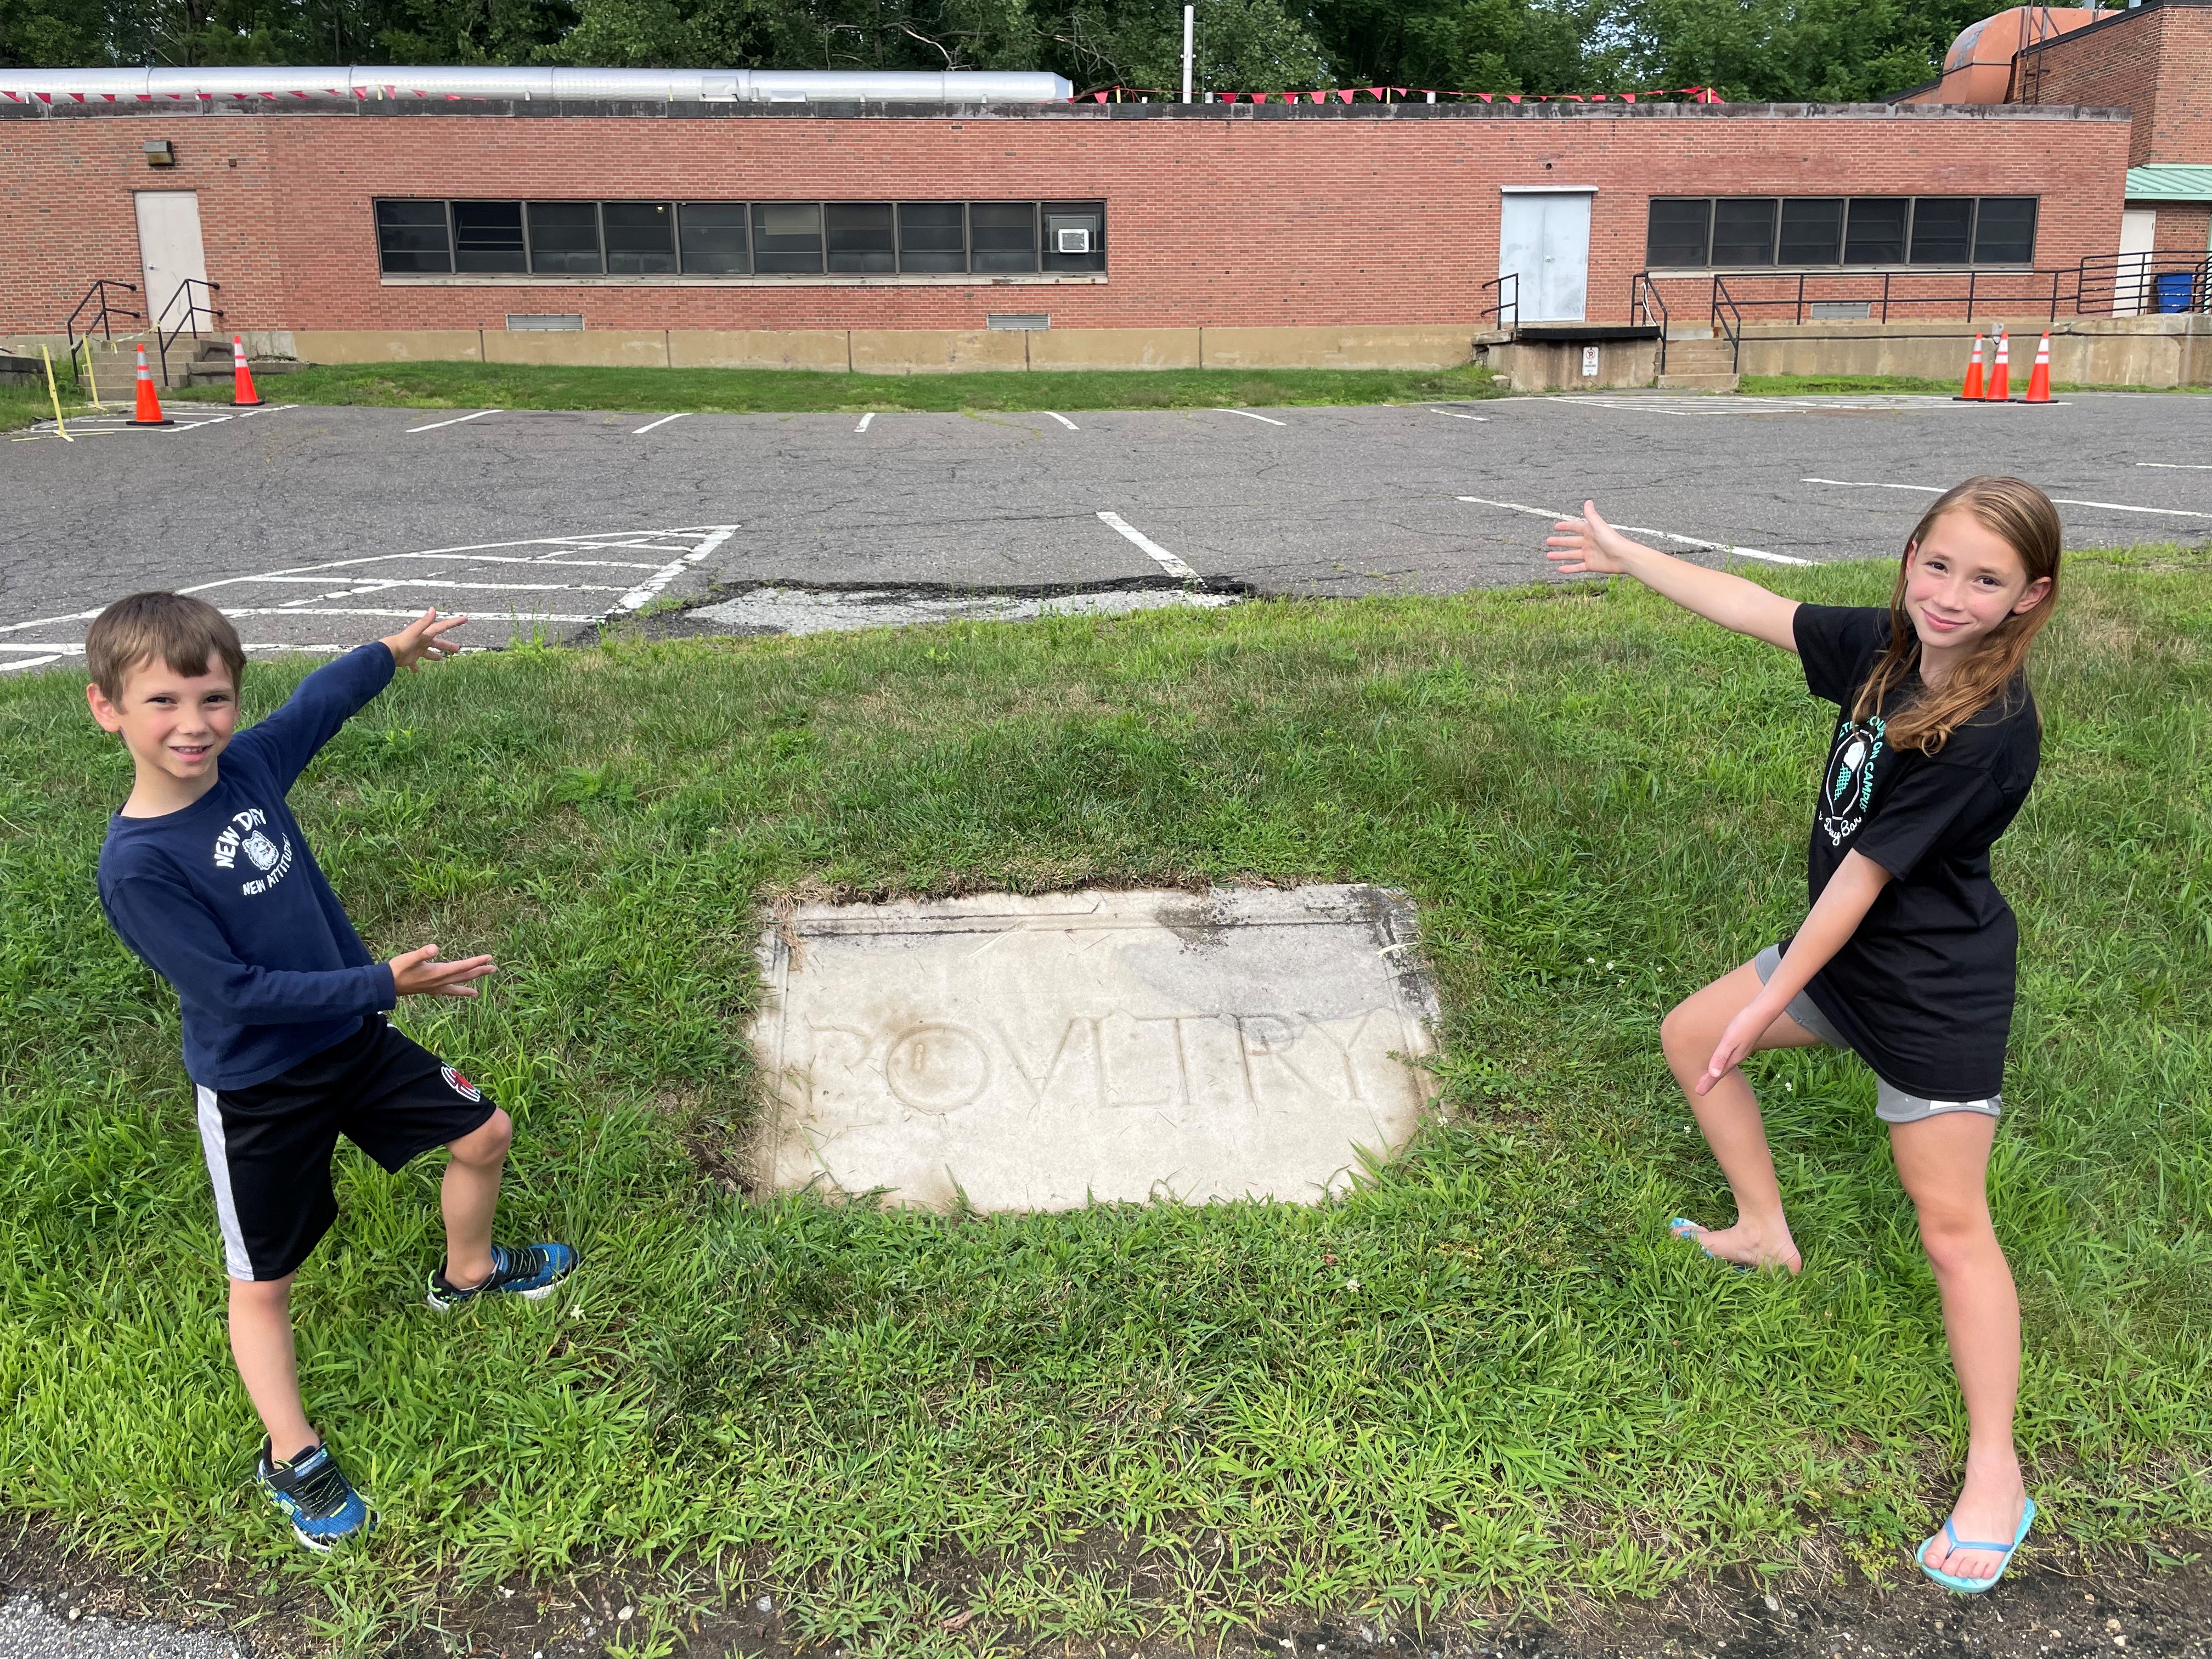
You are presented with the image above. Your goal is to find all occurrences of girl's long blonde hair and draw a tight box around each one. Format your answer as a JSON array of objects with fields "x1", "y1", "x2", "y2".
[{"x1": 1850, "y1": 476, "x2": 2061, "y2": 755}]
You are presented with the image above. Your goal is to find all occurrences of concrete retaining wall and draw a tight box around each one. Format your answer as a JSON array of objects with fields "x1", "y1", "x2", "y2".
[{"x1": 1733, "y1": 316, "x2": 2211, "y2": 386}]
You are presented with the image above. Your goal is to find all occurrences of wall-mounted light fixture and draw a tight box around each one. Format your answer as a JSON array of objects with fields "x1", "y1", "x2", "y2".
[{"x1": 143, "y1": 139, "x2": 176, "y2": 167}]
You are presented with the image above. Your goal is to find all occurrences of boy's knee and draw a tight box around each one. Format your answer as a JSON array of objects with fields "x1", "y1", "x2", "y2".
[
  {"x1": 1659, "y1": 999, "x2": 1701, "y2": 1061},
  {"x1": 1915, "y1": 1205, "x2": 1993, "y2": 1271},
  {"x1": 228, "y1": 1272, "x2": 294, "y2": 1308},
  {"x1": 450, "y1": 1107, "x2": 513, "y2": 1166}
]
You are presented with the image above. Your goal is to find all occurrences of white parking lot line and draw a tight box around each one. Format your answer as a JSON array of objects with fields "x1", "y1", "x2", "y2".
[
  {"x1": 2137, "y1": 461, "x2": 2212, "y2": 471},
  {"x1": 634, "y1": 413, "x2": 689, "y2": 435},
  {"x1": 616, "y1": 525, "x2": 738, "y2": 611},
  {"x1": 1432, "y1": 409, "x2": 1490, "y2": 422},
  {"x1": 854, "y1": 413, "x2": 875, "y2": 433},
  {"x1": 407, "y1": 409, "x2": 501, "y2": 433},
  {"x1": 1046, "y1": 412, "x2": 1079, "y2": 430},
  {"x1": 1456, "y1": 495, "x2": 1812, "y2": 567},
  {"x1": 1097, "y1": 511, "x2": 1201, "y2": 581},
  {"x1": 1222, "y1": 409, "x2": 1288, "y2": 426},
  {"x1": 1804, "y1": 477, "x2": 2212, "y2": 520}
]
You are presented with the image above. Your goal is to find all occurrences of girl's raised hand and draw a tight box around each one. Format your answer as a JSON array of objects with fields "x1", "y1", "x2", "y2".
[{"x1": 1546, "y1": 501, "x2": 1641, "y2": 575}]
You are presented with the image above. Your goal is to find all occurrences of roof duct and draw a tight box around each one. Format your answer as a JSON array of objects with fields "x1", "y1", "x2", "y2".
[{"x1": 0, "y1": 66, "x2": 1072, "y2": 104}]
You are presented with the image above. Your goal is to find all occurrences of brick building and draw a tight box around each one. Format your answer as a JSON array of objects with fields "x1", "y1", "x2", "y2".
[{"x1": 0, "y1": 91, "x2": 2139, "y2": 369}]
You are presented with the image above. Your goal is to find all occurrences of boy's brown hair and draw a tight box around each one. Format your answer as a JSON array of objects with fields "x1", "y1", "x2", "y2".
[{"x1": 85, "y1": 592, "x2": 246, "y2": 704}]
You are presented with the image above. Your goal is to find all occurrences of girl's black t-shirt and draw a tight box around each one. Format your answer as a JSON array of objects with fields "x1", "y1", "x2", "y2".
[{"x1": 1784, "y1": 605, "x2": 2041, "y2": 1101}]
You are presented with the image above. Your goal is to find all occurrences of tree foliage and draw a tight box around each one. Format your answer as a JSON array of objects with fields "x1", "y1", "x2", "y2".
[{"x1": 2, "y1": 0, "x2": 1997, "y2": 101}]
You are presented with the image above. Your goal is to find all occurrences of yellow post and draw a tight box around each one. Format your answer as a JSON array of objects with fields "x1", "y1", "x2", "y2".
[
  {"x1": 40, "y1": 346, "x2": 72, "y2": 441},
  {"x1": 76, "y1": 337, "x2": 105, "y2": 409}
]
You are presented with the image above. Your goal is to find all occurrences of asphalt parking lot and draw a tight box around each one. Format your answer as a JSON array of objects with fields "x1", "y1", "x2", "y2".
[{"x1": 3, "y1": 389, "x2": 2208, "y2": 672}]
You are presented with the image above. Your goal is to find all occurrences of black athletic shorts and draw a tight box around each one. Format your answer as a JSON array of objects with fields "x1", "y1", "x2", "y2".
[{"x1": 193, "y1": 1015, "x2": 498, "y2": 1282}]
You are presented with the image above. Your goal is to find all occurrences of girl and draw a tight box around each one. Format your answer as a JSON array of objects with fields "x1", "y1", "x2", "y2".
[{"x1": 1546, "y1": 477, "x2": 2058, "y2": 1595}]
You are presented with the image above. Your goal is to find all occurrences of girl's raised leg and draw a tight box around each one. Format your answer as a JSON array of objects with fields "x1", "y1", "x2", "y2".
[
  {"x1": 1658, "y1": 961, "x2": 1825, "y2": 1272},
  {"x1": 1891, "y1": 1111, "x2": 2027, "y2": 1583}
]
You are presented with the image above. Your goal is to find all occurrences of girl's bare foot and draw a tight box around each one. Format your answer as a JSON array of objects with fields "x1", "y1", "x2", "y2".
[
  {"x1": 1921, "y1": 1455, "x2": 2030, "y2": 1583},
  {"x1": 1674, "y1": 1218, "x2": 1803, "y2": 1273}
]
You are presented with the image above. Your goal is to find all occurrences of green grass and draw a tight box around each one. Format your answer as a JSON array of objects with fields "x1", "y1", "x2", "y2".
[
  {"x1": 1741, "y1": 372, "x2": 2212, "y2": 397},
  {"x1": 2, "y1": 557, "x2": 2208, "y2": 1654},
  {"x1": 164, "y1": 357, "x2": 1504, "y2": 416}
]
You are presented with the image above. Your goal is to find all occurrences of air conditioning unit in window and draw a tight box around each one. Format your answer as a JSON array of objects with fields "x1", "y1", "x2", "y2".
[{"x1": 1056, "y1": 226, "x2": 1092, "y2": 255}]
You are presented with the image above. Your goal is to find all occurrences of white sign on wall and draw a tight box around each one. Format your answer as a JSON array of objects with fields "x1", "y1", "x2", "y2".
[{"x1": 1582, "y1": 345, "x2": 1601, "y2": 377}]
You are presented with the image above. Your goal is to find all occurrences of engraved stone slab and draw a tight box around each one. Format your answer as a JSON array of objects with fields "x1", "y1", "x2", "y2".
[{"x1": 751, "y1": 885, "x2": 1439, "y2": 1210}]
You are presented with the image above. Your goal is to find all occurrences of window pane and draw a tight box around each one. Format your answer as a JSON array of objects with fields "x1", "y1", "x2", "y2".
[
  {"x1": 678, "y1": 202, "x2": 748, "y2": 274},
  {"x1": 752, "y1": 202, "x2": 823, "y2": 273},
  {"x1": 826, "y1": 202, "x2": 895, "y2": 273},
  {"x1": 1711, "y1": 198, "x2": 1777, "y2": 266},
  {"x1": 603, "y1": 201, "x2": 676, "y2": 275},
  {"x1": 1974, "y1": 197, "x2": 2037, "y2": 263},
  {"x1": 1843, "y1": 198, "x2": 1907, "y2": 264},
  {"x1": 969, "y1": 201, "x2": 1037, "y2": 273},
  {"x1": 527, "y1": 201, "x2": 601, "y2": 274},
  {"x1": 1778, "y1": 198, "x2": 1843, "y2": 265},
  {"x1": 1646, "y1": 199, "x2": 1711, "y2": 267},
  {"x1": 376, "y1": 200, "x2": 450, "y2": 274},
  {"x1": 1042, "y1": 199, "x2": 1105, "y2": 272},
  {"x1": 898, "y1": 202, "x2": 966, "y2": 272},
  {"x1": 453, "y1": 200, "x2": 526, "y2": 273},
  {"x1": 1910, "y1": 198, "x2": 1974, "y2": 264}
]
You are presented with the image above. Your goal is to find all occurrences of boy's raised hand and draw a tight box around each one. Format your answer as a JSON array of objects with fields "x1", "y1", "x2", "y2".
[
  {"x1": 1545, "y1": 501, "x2": 1643, "y2": 575},
  {"x1": 381, "y1": 608, "x2": 469, "y2": 673},
  {"x1": 388, "y1": 944, "x2": 496, "y2": 999}
]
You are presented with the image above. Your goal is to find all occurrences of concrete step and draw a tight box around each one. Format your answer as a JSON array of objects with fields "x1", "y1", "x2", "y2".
[
  {"x1": 181, "y1": 358, "x2": 302, "y2": 383},
  {"x1": 1662, "y1": 344, "x2": 1737, "y2": 371},
  {"x1": 1656, "y1": 372, "x2": 1742, "y2": 393}
]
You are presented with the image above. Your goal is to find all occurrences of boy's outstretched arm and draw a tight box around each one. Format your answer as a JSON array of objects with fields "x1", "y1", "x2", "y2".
[
  {"x1": 1548, "y1": 501, "x2": 1799, "y2": 651},
  {"x1": 236, "y1": 610, "x2": 471, "y2": 794},
  {"x1": 381, "y1": 608, "x2": 468, "y2": 673}
]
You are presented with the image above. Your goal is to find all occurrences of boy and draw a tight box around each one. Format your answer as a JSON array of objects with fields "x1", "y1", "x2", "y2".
[{"x1": 86, "y1": 593, "x2": 576, "y2": 1552}]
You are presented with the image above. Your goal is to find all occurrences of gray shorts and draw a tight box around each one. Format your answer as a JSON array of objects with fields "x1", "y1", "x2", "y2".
[{"x1": 1753, "y1": 944, "x2": 2002, "y2": 1126}]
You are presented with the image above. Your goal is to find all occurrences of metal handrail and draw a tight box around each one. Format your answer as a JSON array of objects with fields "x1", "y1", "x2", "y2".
[
  {"x1": 1710, "y1": 276, "x2": 1745, "y2": 374},
  {"x1": 2077, "y1": 250, "x2": 2211, "y2": 315},
  {"x1": 1481, "y1": 271, "x2": 1520, "y2": 330},
  {"x1": 1630, "y1": 256, "x2": 2212, "y2": 329},
  {"x1": 66, "y1": 279, "x2": 141, "y2": 355},
  {"x1": 154, "y1": 278, "x2": 224, "y2": 387},
  {"x1": 1629, "y1": 273, "x2": 1669, "y2": 375}
]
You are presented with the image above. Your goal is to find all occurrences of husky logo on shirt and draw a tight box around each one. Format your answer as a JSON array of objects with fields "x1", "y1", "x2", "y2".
[
  {"x1": 442, "y1": 1065, "x2": 483, "y2": 1102},
  {"x1": 1818, "y1": 715, "x2": 1884, "y2": 847},
  {"x1": 211, "y1": 808, "x2": 294, "y2": 896}
]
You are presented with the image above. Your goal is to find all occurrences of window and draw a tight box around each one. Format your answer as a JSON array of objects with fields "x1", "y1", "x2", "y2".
[
  {"x1": 527, "y1": 202, "x2": 602, "y2": 274},
  {"x1": 452, "y1": 201, "x2": 526, "y2": 273},
  {"x1": 898, "y1": 202, "x2": 966, "y2": 272},
  {"x1": 1646, "y1": 199, "x2": 1712, "y2": 268},
  {"x1": 1843, "y1": 198, "x2": 1908, "y2": 264},
  {"x1": 678, "y1": 202, "x2": 749, "y2": 274},
  {"x1": 1909, "y1": 198, "x2": 1974, "y2": 265},
  {"x1": 1778, "y1": 198, "x2": 1843, "y2": 266},
  {"x1": 826, "y1": 202, "x2": 895, "y2": 273},
  {"x1": 1712, "y1": 198, "x2": 1778, "y2": 266},
  {"x1": 377, "y1": 200, "x2": 1105, "y2": 278},
  {"x1": 1646, "y1": 195, "x2": 2036, "y2": 268},
  {"x1": 376, "y1": 200, "x2": 451, "y2": 273},
  {"x1": 752, "y1": 202, "x2": 823, "y2": 273},
  {"x1": 969, "y1": 202, "x2": 1037, "y2": 273},
  {"x1": 604, "y1": 201, "x2": 676, "y2": 275}
]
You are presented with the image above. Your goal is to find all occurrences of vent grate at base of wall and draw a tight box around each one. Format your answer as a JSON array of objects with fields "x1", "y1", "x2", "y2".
[{"x1": 506, "y1": 313, "x2": 585, "y2": 330}]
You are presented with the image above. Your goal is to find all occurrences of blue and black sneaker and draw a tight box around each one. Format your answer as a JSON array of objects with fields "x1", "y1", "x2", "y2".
[
  {"x1": 256, "y1": 1438, "x2": 375, "y2": 1553},
  {"x1": 426, "y1": 1242, "x2": 578, "y2": 1312}
]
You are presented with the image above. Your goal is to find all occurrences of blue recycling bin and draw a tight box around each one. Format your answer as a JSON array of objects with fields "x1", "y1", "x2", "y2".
[{"x1": 2154, "y1": 270, "x2": 2199, "y2": 313}]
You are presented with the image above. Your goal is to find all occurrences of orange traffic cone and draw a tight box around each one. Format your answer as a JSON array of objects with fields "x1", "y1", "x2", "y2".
[
  {"x1": 2023, "y1": 331, "x2": 2053, "y2": 404},
  {"x1": 129, "y1": 345, "x2": 174, "y2": 427},
  {"x1": 229, "y1": 334, "x2": 264, "y2": 408},
  {"x1": 1953, "y1": 332, "x2": 1985, "y2": 400},
  {"x1": 1983, "y1": 328, "x2": 2011, "y2": 402}
]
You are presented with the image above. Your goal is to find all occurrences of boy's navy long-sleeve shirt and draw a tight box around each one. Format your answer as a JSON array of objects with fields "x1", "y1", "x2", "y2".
[{"x1": 98, "y1": 644, "x2": 400, "y2": 1090}]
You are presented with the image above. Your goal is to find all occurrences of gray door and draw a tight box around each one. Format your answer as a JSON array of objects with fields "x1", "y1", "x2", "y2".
[
  {"x1": 134, "y1": 190, "x2": 209, "y2": 334},
  {"x1": 1498, "y1": 191, "x2": 1592, "y2": 323}
]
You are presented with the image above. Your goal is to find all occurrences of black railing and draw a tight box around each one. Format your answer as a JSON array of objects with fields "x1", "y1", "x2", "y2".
[
  {"x1": 154, "y1": 278, "x2": 224, "y2": 387},
  {"x1": 1629, "y1": 273, "x2": 1669, "y2": 374},
  {"x1": 1629, "y1": 254, "x2": 2212, "y2": 331},
  {"x1": 66, "y1": 278, "x2": 140, "y2": 355},
  {"x1": 1711, "y1": 276, "x2": 1745, "y2": 374},
  {"x1": 2078, "y1": 250, "x2": 2211, "y2": 317},
  {"x1": 1481, "y1": 271, "x2": 1519, "y2": 330}
]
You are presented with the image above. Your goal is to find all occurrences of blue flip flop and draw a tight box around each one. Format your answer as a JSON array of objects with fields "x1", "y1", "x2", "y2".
[
  {"x1": 1668, "y1": 1216, "x2": 1750, "y2": 1273},
  {"x1": 1918, "y1": 1496, "x2": 2035, "y2": 1594}
]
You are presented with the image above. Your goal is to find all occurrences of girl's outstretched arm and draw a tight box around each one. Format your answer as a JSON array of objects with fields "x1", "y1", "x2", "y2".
[
  {"x1": 1696, "y1": 850, "x2": 1894, "y2": 1092},
  {"x1": 1548, "y1": 501, "x2": 1800, "y2": 651}
]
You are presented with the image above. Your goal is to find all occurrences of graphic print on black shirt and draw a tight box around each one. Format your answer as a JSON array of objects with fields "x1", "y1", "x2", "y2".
[{"x1": 1785, "y1": 605, "x2": 2041, "y2": 1102}]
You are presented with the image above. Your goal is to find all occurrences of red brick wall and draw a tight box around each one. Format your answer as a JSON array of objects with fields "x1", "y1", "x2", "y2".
[
  {"x1": 2022, "y1": 2, "x2": 2212, "y2": 167},
  {"x1": 2144, "y1": 201, "x2": 2212, "y2": 249},
  {"x1": 0, "y1": 103, "x2": 2131, "y2": 335}
]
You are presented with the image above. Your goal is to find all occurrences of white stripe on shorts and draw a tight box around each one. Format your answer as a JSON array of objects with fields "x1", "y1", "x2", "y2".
[{"x1": 195, "y1": 1085, "x2": 255, "y2": 1280}]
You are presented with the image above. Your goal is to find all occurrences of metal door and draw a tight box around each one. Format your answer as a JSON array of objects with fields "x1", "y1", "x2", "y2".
[
  {"x1": 134, "y1": 190, "x2": 209, "y2": 334},
  {"x1": 2114, "y1": 209, "x2": 2158, "y2": 317},
  {"x1": 1499, "y1": 190, "x2": 1592, "y2": 323}
]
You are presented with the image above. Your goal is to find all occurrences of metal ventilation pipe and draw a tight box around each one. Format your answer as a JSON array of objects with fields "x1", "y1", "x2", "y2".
[{"x1": 0, "y1": 66, "x2": 1073, "y2": 103}]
